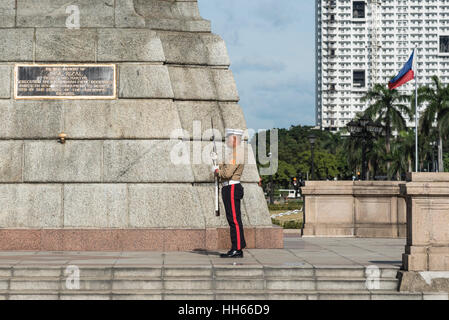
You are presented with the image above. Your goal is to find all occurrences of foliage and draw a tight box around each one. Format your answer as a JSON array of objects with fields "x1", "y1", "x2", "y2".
[
  {"x1": 268, "y1": 202, "x2": 303, "y2": 211},
  {"x1": 254, "y1": 125, "x2": 352, "y2": 192},
  {"x1": 253, "y1": 77, "x2": 448, "y2": 191},
  {"x1": 417, "y1": 75, "x2": 449, "y2": 172},
  {"x1": 388, "y1": 130, "x2": 415, "y2": 180},
  {"x1": 283, "y1": 220, "x2": 303, "y2": 229},
  {"x1": 271, "y1": 219, "x2": 303, "y2": 229},
  {"x1": 295, "y1": 150, "x2": 339, "y2": 181},
  {"x1": 361, "y1": 84, "x2": 412, "y2": 167},
  {"x1": 418, "y1": 76, "x2": 449, "y2": 138}
]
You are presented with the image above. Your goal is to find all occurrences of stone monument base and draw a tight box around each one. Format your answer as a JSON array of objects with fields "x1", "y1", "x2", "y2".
[
  {"x1": 0, "y1": 1, "x2": 280, "y2": 253},
  {"x1": 398, "y1": 271, "x2": 449, "y2": 293},
  {"x1": 0, "y1": 227, "x2": 284, "y2": 251}
]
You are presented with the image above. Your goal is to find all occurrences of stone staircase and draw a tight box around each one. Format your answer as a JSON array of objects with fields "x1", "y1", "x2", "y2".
[{"x1": 0, "y1": 265, "x2": 441, "y2": 300}]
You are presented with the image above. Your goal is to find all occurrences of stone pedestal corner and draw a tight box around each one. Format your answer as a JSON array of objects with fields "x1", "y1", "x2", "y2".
[{"x1": 399, "y1": 173, "x2": 449, "y2": 292}]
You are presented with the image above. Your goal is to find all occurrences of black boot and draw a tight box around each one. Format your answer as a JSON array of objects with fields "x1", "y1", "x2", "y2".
[
  {"x1": 220, "y1": 250, "x2": 244, "y2": 258},
  {"x1": 219, "y1": 249, "x2": 233, "y2": 258}
]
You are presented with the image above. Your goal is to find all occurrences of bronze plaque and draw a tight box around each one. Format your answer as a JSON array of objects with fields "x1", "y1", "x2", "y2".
[{"x1": 14, "y1": 64, "x2": 116, "y2": 100}]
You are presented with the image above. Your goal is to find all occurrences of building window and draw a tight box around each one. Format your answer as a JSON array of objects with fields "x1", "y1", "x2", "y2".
[
  {"x1": 353, "y1": 1, "x2": 365, "y2": 19},
  {"x1": 353, "y1": 70, "x2": 365, "y2": 88},
  {"x1": 440, "y1": 36, "x2": 449, "y2": 53}
]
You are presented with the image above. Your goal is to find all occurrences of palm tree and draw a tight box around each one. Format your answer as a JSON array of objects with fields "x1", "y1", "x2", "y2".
[
  {"x1": 366, "y1": 136, "x2": 387, "y2": 180},
  {"x1": 344, "y1": 113, "x2": 385, "y2": 180},
  {"x1": 342, "y1": 133, "x2": 363, "y2": 178},
  {"x1": 321, "y1": 131, "x2": 342, "y2": 155},
  {"x1": 361, "y1": 84, "x2": 413, "y2": 168},
  {"x1": 388, "y1": 130, "x2": 416, "y2": 179},
  {"x1": 417, "y1": 75, "x2": 449, "y2": 172}
]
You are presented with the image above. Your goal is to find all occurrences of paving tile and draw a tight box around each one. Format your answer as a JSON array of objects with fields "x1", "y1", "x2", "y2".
[
  {"x1": 66, "y1": 260, "x2": 117, "y2": 266},
  {"x1": 303, "y1": 259, "x2": 359, "y2": 267},
  {"x1": 0, "y1": 260, "x2": 20, "y2": 265},
  {"x1": 211, "y1": 261, "x2": 260, "y2": 267},
  {"x1": 0, "y1": 237, "x2": 406, "y2": 270},
  {"x1": 62, "y1": 252, "x2": 122, "y2": 257},
  {"x1": 17, "y1": 262, "x2": 69, "y2": 267},
  {"x1": 0, "y1": 252, "x2": 39, "y2": 255},
  {"x1": 115, "y1": 260, "x2": 163, "y2": 265},
  {"x1": 120, "y1": 252, "x2": 164, "y2": 258}
]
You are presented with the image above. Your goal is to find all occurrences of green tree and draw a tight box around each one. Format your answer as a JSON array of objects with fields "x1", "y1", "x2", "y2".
[
  {"x1": 417, "y1": 130, "x2": 438, "y2": 172},
  {"x1": 336, "y1": 147, "x2": 354, "y2": 179},
  {"x1": 417, "y1": 75, "x2": 449, "y2": 172},
  {"x1": 273, "y1": 161, "x2": 296, "y2": 188},
  {"x1": 388, "y1": 130, "x2": 415, "y2": 179},
  {"x1": 296, "y1": 150, "x2": 339, "y2": 180},
  {"x1": 366, "y1": 137, "x2": 387, "y2": 180},
  {"x1": 342, "y1": 132, "x2": 362, "y2": 177},
  {"x1": 361, "y1": 84, "x2": 412, "y2": 168}
]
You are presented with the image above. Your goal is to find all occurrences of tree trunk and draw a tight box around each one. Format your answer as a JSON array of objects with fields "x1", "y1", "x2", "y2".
[
  {"x1": 368, "y1": 160, "x2": 373, "y2": 181},
  {"x1": 408, "y1": 157, "x2": 412, "y2": 174},
  {"x1": 439, "y1": 134, "x2": 444, "y2": 172},
  {"x1": 386, "y1": 125, "x2": 391, "y2": 171}
]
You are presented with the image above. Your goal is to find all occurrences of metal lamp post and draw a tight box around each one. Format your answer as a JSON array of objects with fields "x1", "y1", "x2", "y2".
[
  {"x1": 347, "y1": 115, "x2": 383, "y2": 181},
  {"x1": 268, "y1": 152, "x2": 274, "y2": 204},
  {"x1": 430, "y1": 141, "x2": 438, "y2": 172},
  {"x1": 308, "y1": 134, "x2": 316, "y2": 180}
]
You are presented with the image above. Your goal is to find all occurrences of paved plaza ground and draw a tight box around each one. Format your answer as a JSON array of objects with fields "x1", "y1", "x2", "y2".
[
  {"x1": 0, "y1": 235, "x2": 405, "y2": 268},
  {"x1": 3, "y1": 235, "x2": 448, "y2": 300}
]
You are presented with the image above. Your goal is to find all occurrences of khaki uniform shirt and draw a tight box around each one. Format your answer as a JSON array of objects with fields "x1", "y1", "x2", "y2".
[
  {"x1": 218, "y1": 163, "x2": 244, "y2": 182},
  {"x1": 217, "y1": 149, "x2": 245, "y2": 182}
]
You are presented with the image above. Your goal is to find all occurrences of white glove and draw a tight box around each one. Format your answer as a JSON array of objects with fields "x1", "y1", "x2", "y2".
[{"x1": 212, "y1": 165, "x2": 219, "y2": 173}]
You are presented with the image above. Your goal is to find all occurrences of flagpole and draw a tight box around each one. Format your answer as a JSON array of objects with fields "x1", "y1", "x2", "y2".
[{"x1": 415, "y1": 44, "x2": 419, "y2": 173}]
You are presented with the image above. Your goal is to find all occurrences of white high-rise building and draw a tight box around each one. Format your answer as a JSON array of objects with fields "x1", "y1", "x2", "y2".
[{"x1": 316, "y1": 0, "x2": 449, "y2": 131}]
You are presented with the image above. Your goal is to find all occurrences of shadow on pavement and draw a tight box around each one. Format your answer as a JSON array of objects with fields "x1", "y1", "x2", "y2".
[{"x1": 191, "y1": 249, "x2": 222, "y2": 256}]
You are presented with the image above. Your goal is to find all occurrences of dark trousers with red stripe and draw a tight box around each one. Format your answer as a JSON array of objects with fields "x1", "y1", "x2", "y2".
[{"x1": 222, "y1": 183, "x2": 246, "y2": 251}]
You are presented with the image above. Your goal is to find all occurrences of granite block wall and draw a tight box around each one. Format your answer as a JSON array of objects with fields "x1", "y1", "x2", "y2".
[{"x1": 0, "y1": 0, "x2": 280, "y2": 250}]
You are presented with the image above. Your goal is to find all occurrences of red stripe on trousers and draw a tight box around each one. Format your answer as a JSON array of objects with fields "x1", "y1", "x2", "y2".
[
  {"x1": 231, "y1": 185, "x2": 241, "y2": 250},
  {"x1": 389, "y1": 70, "x2": 414, "y2": 90}
]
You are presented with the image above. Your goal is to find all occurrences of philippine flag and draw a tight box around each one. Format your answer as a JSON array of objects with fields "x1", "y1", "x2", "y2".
[{"x1": 388, "y1": 50, "x2": 416, "y2": 90}]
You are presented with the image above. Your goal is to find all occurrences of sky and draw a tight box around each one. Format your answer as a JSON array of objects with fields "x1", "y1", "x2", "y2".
[{"x1": 198, "y1": 0, "x2": 316, "y2": 132}]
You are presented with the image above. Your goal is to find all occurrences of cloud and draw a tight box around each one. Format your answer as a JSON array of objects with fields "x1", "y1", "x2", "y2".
[
  {"x1": 253, "y1": 77, "x2": 314, "y2": 94},
  {"x1": 232, "y1": 57, "x2": 286, "y2": 74},
  {"x1": 242, "y1": 76, "x2": 316, "y2": 130},
  {"x1": 197, "y1": 0, "x2": 316, "y2": 131},
  {"x1": 252, "y1": 0, "x2": 302, "y2": 29}
]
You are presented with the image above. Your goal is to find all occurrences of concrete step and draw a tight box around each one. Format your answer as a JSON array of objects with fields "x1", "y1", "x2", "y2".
[
  {"x1": 0, "y1": 289, "x2": 436, "y2": 300},
  {"x1": 2, "y1": 265, "x2": 400, "y2": 278},
  {"x1": 266, "y1": 277, "x2": 398, "y2": 291},
  {"x1": 313, "y1": 266, "x2": 399, "y2": 279},
  {"x1": 0, "y1": 265, "x2": 415, "y2": 300},
  {"x1": 0, "y1": 264, "x2": 400, "y2": 278},
  {"x1": 0, "y1": 276, "x2": 399, "y2": 290}
]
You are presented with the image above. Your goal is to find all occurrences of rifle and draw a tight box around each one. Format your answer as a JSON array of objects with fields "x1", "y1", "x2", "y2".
[{"x1": 211, "y1": 119, "x2": 220, "y2": 217}]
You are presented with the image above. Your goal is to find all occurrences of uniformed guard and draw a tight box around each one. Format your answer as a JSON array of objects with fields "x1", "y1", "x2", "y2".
[{"x1": 212, "y1": 128, "x2": 246, "y2": 258}]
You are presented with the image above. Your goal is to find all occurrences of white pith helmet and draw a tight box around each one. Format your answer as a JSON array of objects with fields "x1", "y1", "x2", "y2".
[{"x1": 225, "y1": 129, "x2": 244, "y2": 137}]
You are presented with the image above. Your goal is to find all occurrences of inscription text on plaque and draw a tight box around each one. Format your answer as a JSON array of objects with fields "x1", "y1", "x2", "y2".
[{"x1": 14, "y1": 64, "x2": 116, "y2": 100}]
